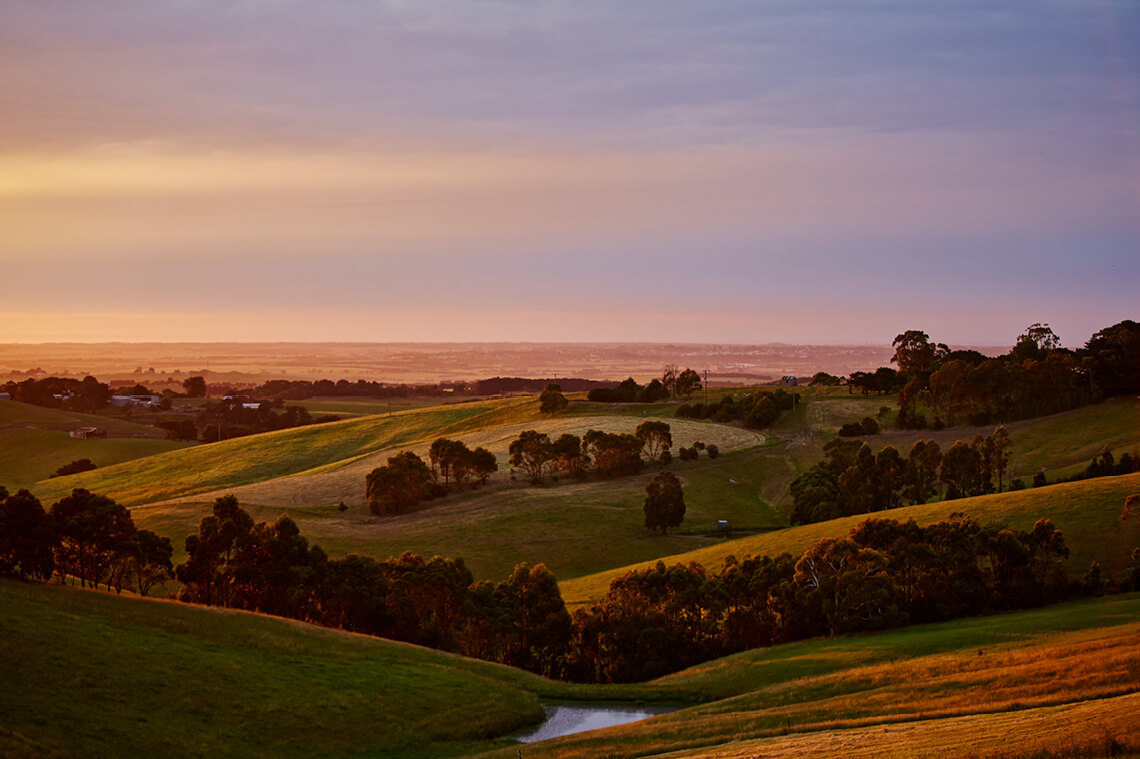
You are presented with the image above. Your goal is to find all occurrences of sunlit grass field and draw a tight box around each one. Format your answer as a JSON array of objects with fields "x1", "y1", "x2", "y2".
[{"x1": 4, "y1": 578, "x2": 1137, "y2": 759}]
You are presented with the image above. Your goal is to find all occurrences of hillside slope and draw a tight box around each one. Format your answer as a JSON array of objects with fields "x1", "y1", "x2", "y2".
[
  {"x1": 0, "y1": 400, "x2": 190, "y2": 489},
  {"x1": 560, "y1": 471, "x2": 1140, "y2": 608},
  {"x1": 4, "y1": 579, "x2": 1137, "y2": 759}
]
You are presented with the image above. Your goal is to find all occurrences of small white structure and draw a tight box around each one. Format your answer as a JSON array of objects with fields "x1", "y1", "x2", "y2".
[
  {"x1": 0, "y1": 392, "x2": 10, "y2": 400},
  {"x1": 70, "y1": 427, "x2": 107, "y2": 439},
  {"x1": 110, "y1": 394, "x2": 160, "y2": 408}
]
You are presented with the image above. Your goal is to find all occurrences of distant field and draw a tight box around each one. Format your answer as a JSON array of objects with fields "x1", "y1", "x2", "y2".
[
  {"x1": 0, "y1": 400, "x2": 191, "y2": 490},
  {"x1": 4, "y1": 578, "x2": 1136, "y2": 759}
]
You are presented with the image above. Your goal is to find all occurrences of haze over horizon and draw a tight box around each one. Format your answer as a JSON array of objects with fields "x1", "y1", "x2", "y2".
[{"x1": 3, "y1": 1, "x2": 1137, "y2": 348}]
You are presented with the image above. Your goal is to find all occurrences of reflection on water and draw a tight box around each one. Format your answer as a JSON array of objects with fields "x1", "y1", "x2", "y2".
[{"x1": 512, "y1": 704, "x2": 676, "y2": 743}]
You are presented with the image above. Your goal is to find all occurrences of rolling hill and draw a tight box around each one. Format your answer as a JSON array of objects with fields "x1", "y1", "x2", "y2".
[{"x1": 3, "y1": 579, "x2": 1136, "y2": 758}]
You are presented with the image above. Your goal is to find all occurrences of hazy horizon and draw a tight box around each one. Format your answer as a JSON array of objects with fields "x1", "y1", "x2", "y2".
[{"x1": 3, "y1": 2, "x2": 1137, "y2": 345}]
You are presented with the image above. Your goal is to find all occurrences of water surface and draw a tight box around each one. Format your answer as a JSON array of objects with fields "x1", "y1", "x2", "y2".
[{"x1": 512, "y1": 704, "x2": 676, "y2": 743}]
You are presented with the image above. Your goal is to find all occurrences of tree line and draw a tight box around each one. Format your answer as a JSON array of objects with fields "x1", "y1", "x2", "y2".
[
  {"x1": 888, "y1": 320, "x2": 1139, "y2": 429},
  {"x1": 8, "y1": 487, "x2": 1134, "y2": 684},
  {"x1": 0, "y1": 486, "x2": 173, "y2": 594},
  {"x1": 6, "y1": 487, "x2": 1139, "y2": 684},
  {"x1": 789, "y1": 428, "x2": 1014, "y2": 525}
]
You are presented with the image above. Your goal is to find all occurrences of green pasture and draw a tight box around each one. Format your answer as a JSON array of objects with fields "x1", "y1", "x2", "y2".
[
  {"x1": 4, "y1": 578, "x2": 1136, "y2": 759},
  {"x1": 0, "y1": 400, "x2": 191, "y2": 490},
  {"x1": 0, "y1": 429, "x2": 191, "y2": 491}
]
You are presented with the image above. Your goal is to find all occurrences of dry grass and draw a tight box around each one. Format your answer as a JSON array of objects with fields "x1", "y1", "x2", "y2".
[{"x1": 666, "y1": 693, "x2": 1140, "y2": 758}]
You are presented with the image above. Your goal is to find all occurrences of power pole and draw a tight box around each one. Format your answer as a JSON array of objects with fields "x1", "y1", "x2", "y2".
[{"x1": 704, "y1": 369, "x2": 708, "y2": 407}]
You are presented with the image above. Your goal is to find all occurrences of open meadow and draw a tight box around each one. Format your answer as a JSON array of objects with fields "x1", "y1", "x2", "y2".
[
  {"x1": 5, "y1": 384, "x2": 1140, "y2": 757},
  {"x1": 3, "y1": 579, "x2": 1136, "y2": 758}
]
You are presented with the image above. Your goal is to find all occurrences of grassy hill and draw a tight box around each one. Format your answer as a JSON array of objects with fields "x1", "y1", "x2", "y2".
[
  {"x1": 0, "y1": 400, "x2": 191, "y2": 490},
  {"x1": 560, "y1": 470, "x2": 1140, "y2": 608},
  {"x1": 17, "y1": 393, "x2": 1140, "y2": 587},
  {"x1": 4, "y1": 579, "x2": 1137, "y2": 758}
]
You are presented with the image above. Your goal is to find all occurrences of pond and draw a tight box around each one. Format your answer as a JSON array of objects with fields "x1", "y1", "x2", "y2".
[{"x1": 511, "y1": 704, "x2": 678, "y2": 743}]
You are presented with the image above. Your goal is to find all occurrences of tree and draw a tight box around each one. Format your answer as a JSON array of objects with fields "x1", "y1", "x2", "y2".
[
  {"x1": 0, "y1": 487, "x2": 55, "y2": 580},
  {"x1": 176, "y1": 494, "x2": 255, "y2": 606},
  {"x1": 635, "y1": 421, "x2": 672, "y2": 465},
  {"x1": 661, "y1": 365, "x2": 679, "y2": 398},
  {"x1": 182, "y1": 375, "x2": 207, "y2": 398},
  {"x1": 583, "y1": 430, "x2": 644, "y2": 477},
  {"x1": 469, "y1": 447, "x2": 498, "y2": 485},
  {"x1": 539, "y1": 383, "x2": 569, "y2": 414},
  {"x1": 551, "y1": 433, "x2": 586, "y2": 479},
  {"x1": 127, "y1": 529, "x2": 174, "y2": 596},
  {"x1": 891, "y1": 330, "x2": 937, "y2": 379},
  {"x1": 509, "y1": 430, "x2": 554, "y2": 485},
  {"x1": 643, "y1": 471, "x2": 685, "y2": 534},
  {"x1": 366, "y1": 452, "x2": 433, "y2": 513},
  {"x1": 50, "y1": 488, "x2": 136, "y2": 590},
  {"x1": 1011, "y1": 322, "x2": 1061, "y2": 363},
  {"x1": 675, "y1": 369, "x2": 701, "y2": 399},
  {"x1": 51, "y1": 458, "x2": 97, "y2": 478}
]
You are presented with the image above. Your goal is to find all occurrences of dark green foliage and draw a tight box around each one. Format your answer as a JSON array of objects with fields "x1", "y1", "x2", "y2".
[
  {"x1": 1084, "y1": 319, "x2": 1140, "y2": 397},
  {"x1": 366, "y1": 452, "x2": 433, "y2": 514},
  {"x1": 539, "y1": 383, "x2": 568, "y2": 414},
  {"x1": 810, "y1": 372, "x2": 842, "y2": 386},
  {"x1": 675, "y1": 368, "x2": 702, "y2": 398},
  {"x1": 50, "y1": 488, "x2": 136, "y2": 591},
  {"x1": 569, "y1": 513, "x2": 1082, "y2": 683},
  {"x1": 1033, "y1": 471, "x2": 1048, "y2": 488},
  {"x1": 182, "y1": 376, "x2": 207, "y2": 398},
  {"x1": 643, "y1": 471, "x2": 685, "y2": 534},
  {"x1": 790, "y1": 430, "x2": 1011, "y2": 525},
  {"x1": 1, "y1": 375, "x2": 111, "y2": 411},
  {"x1": 0, "y1": 488, "x2": 55, "y2": 580},
  {"x1": 583, "y1": 430, "x2": 644, "y2": 477},
  {"x1": 157, "y1": 418, "x2": 198, "y2": 440},
  {"x1": 470, "y1": 446, "x2": 498, "y2": 484},
  {"x1": 51, "y1": 458, "x2": 97, "y2": 478},
  {"x1": 635, "y1": 420, "x2": 672, "y2": 464},
  {"x1": 705, "y1": 443, "x2": 719, "y2": 459},
  {"x1": 509, "y1": 430, "x2": 554, "y2": 484},
  {"x1": 839, "y1": 417, "x2": 879, "y2": 437}
]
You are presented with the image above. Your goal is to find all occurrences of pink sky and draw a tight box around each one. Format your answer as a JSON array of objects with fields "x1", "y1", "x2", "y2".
[{"x1": 2, "y1": 2, "x2": 1137, "y2": 348}]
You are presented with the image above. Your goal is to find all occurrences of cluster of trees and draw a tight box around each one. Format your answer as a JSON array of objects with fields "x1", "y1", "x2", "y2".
[
  {"x1": 838, "y1": 417, "x2": 879, "y2": 437},
  {"x1": 0, "y1": 487, "x2": 173, "y2": 594},
  {"x1": 586, "y1": 367, "x2": 704, "y2": 404},
  {"x1": 677, "y1": 441, "x2": 718, "y2": 461},
  {"x1": 587, "y1": 377, "x2": 669, "y2": 404},
  {"x1": 789, "y1": 429, "x2": 1013, "y2": 525},
  {"x1": 506, "y1": 422, "x2": 676, "y2": 485},
  {"x1": 241, "y1": 377, "x2": 610, "y2": 403},
  {"x1": 1, "y1": 376, "x2": 113, "y2": 411},
  {"x1": 885, "y1": 321, "x2": 1140, "y2": 429},
  {"x1": 1056, "y1": 447, "x2": 1139, "y2": 486},
  {"x1": 567, "y1": 514, "x2": 1084, "y2": 682},
  {"x1": 675, "y1": 388, "x2": 797, "y2": 429},
  {"x1": 366, "y1": 439, "x2": 498, "y2": 514},
  {"x1": 183, "y1": 398, "x2": 338, "y2": 443},
  {"x1": 174, "y1": 496, "x2": 572, "y2": 675}
]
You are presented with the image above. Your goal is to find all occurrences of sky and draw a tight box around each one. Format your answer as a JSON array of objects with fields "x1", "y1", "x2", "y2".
[{"x1": 1, "y1": 0, "x2": 1137, "y2": 347}]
